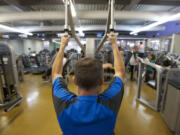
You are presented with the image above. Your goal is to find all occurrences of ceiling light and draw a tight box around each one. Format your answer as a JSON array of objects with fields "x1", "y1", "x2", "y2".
[
  {"x1": 2, "y1": 35, "x2": 9, "y2": 39},
  {"x1": 70, "y1": 0, "x2": 77, "y2": 17},
  {"x1": 0, "y1": 24, "x2": 33, "y2": 36},
  {"x1": 19, "y1": 34, "x2": 28, "y2": 38},
  {"x1": 130, "y1": 12, "x2": 180, "y2": 35}
]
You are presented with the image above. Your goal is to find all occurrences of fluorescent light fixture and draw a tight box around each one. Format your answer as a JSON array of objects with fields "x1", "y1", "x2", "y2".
[
  {"x1": 70, "y1": 0, "x2": 77, "y2": 17},
  {"x1": 19, "y1": 34, "x2": 28, "y2": 38},
  {"x1": 0, "y1": 24, "x2": 33, "y2": 36},
  {"x1": 2, "y1": 35, "x2": 9, "y2": 39},
  {"x1": 130, "y1": 12, "x2": 180, "y2": 35}
]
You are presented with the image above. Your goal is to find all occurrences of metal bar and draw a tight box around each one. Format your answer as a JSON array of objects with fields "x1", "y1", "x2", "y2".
[
  {"x1": 137, "y1": 98, "x2": 156, "y2": 110},
  {"x1": 64, "y1": 0, "x2": 69, "y2": 30},
  {"x1": 95, "y1": 0, "x2": 111, "y2": 55},
  {"x1": 4, "y1": 96, "x2": 23, "y2": 112},
  {"x1": 67, "y1": 3, "x2": 85, "y2": 53},
  {"x1": 110, "y1": 0, "x2": 114, "y2": 30},
  {"x1": 156, "y1": 70, "x2": 162, "y2": 111},
  {"x1": 137, "y1": 62, "x2": 143, "y2": 98}
]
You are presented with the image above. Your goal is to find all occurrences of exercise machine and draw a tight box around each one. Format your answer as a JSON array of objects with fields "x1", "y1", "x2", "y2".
[
  {"x1": 137, "y1": 57, "x2": 167, "y2": 111},
  {"x1": 16, "y1": 55, "x2": 24, "y2": 82},
  {"x1": 22, "y1": 53, "x2": 31, "y2": 74},
  {"x1": 64, "y1": 0, "x2": 85, "y2": 53},
  {"x1": 30, "y1": 49, "x2": 51, "y2": 74},
  {"x1": 0, "y1": 43, "x2": 23, "y2": 112},
  {"x1": 62, "y1": 0, "x2": 116, "y2": 84},
  {"x1": 160, "y1": 68, "x2": 180, "y2": 133},
  {"x1": 137, "y1": 54, "x2": 180, "y2": 112}
]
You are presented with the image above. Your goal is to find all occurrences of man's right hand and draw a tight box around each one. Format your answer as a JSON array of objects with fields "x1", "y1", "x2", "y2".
[
  {"x1": 60, "y1": 34, "x2": 70, "y2": 49},
  {"x1": 107, "y1": 33, "x2": 118, "y2": 45}
]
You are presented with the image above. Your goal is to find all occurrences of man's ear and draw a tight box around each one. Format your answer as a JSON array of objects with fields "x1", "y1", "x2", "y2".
[
  {"x1": 99, "y1": 78, "x2": 104, "y2": 86},
  {"x1": 73, "y1": 76, "x2": 77, "y2": 85}
]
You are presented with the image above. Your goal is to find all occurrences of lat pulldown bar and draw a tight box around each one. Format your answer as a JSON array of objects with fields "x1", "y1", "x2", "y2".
[
  {"x1": 95, "y1": 0, "x2": 115, "y2": 56},
  {"x1": 63, "y1": 0, "x2": 85, "y2": 53}
]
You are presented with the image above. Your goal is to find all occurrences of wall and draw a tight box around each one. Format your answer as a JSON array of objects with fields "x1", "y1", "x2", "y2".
[
  {"x1": 0, "y1": 39, "x2": 44, "y2": 55},
  {"x1": 171, "y1": 34, "x2": 180, "y2": 54},
  {"x1": 23, "y1": 40, "x2": 43, "y2": 54},
  {"x1": 0, "y1": 39, "x2": 24, "y2": 55}
]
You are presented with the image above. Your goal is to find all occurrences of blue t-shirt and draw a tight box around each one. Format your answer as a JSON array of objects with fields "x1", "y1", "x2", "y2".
[{"x1": 52, "y1": 77, "x2": 124, "y2": 135}]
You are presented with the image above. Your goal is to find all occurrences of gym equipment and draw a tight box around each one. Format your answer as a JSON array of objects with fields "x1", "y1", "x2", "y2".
[
  {"x1": 137, "y1": 57, "x2": 167, "y2": 111},
  {"x1": 16, "y1": 55, "x2": 24, "y2": 82},
  {"x1": 22, "y1": 54, "x2": 31, "y2": 74},
  {"x1": 94, "y1": 0, "x2": 115, "y2": 84},
  {"x1": 29, "y1": 52, "x2": 43, "y2": 74},
  {"x1": 42, "y1": 51, "x2": 76, "y2": 82},
  {"x1": 98, "y1": 44, "x2": 114, "y2": 84},
  {"x1": 64, "y1": 0, "x2": 85, "y2": 53},
  {"x1": 42, "y1": 51, "x2": 58, "y2": 82},
  {"x1": 95, "y1": 0, "x2": 115, "y2": 56},
  {"x1": 161, "y1": 69, "x2": 180, "y2": 134},
  {"x1": 31, "y1": 49, "x2": 51, "y2": 74},
  {"x1": 66, "y1": 49, "x2": 79, "y2": 75},
  {"x1": 62, "y1": 0, "x2": 116, "y2": 84},
  {"x1": 63, "y1": 53, "x2": 76, "y2": 83},
  {"x1": 0, "y1": 43, "x2": 23, "y2": 112}
]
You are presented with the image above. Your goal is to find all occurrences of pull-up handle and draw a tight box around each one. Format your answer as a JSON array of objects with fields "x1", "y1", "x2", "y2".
[
  {"x1": 110, "y1": 0, "x2": 114, "y2": 32},
  {"x1": 64, "y1": 0, "x2": 69, "y2": 33}
]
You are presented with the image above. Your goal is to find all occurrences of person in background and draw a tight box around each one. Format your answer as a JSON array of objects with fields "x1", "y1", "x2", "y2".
[
  {"x1": 138, "y1": 41, "x2": 145, "y2": 58},
  {"x1": 145, "y1": 54, "x2": 155, "y2": 82},
  {"x1": 129, "y1": 46, "x2": 138, "y2": 81}
]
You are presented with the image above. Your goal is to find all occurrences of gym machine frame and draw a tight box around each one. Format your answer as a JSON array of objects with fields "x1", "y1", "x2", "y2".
[
  {"x1": 64, "y1": 0, "x2": 85, "y2": 53},
  {"x1": 97, "y1": 0, "x2": 116, "y2": 84},
  {"x1": 0, "y1": 43, "x2": 23, "y2": 112},
  {"x1": 137, "y1": 57, "x2": 167, "y2": 112},
  {"x1": 95, "y1": 0, "x2": 115, "y2": 56},
  {"x1": 63, "y1": 0, "x2": 116, "y2": 84},
  {"x1": 64, "y1": 0, "x2": 115, "y2": 56},
  {"x1": 161, "y1": 68, "x2": 180, "y2": 112}
]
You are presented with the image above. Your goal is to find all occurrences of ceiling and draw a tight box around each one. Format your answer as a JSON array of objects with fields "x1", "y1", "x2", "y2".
[{"x1": 0, "y1": 0, "x2": 180, "y2": 39}]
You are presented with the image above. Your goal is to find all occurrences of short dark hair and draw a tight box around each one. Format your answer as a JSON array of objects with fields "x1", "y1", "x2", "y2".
[{"x1": 75, "y1": 58, "x2": 103, "y2": 90}]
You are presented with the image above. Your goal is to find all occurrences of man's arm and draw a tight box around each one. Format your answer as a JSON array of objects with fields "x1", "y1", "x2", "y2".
[
  {"x1": 52, "y1": 34, "x2": 70, "y2": 82},
  {"x1": 108, "y1": 33, "x2": 125, "y2": 81}
]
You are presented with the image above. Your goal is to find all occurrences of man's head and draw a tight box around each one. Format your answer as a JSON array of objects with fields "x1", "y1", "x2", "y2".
[{"x1": 74, "y1": 58, "x2": 103, "y2": 91}]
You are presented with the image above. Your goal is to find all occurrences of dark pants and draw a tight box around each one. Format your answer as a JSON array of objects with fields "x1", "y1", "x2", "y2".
[
  {"x1": 130, "y1": 65, "x2": 135, "y2": 80},
  {"x1": 138, "y1": 53, "x2": 144, "y2": 58}
]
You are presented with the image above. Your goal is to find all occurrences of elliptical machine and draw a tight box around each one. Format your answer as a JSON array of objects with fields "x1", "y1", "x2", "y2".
[{"x1": 0, "y1": 43, "x2": 23, "y2": 112}]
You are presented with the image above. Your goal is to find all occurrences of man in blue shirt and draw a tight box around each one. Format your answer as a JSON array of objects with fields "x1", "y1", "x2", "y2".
[{"x1": 52, "y1": 33, "x2": 125, "y2": 135}]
